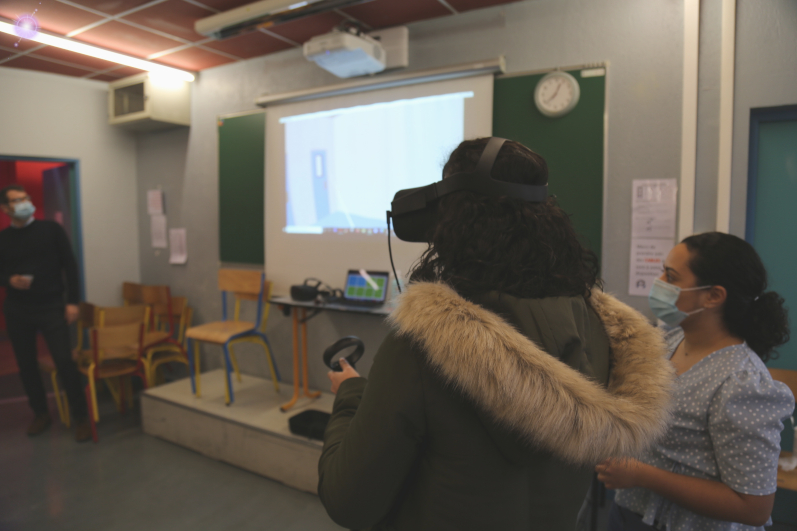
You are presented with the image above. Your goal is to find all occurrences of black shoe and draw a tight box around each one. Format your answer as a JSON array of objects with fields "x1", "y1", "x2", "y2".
[
  {"x1": 27, "y1": 413, "x2": 52, "y2": 436},
  {"x1": 74, "y1": 419, "x2": 92, "y2": 443}
]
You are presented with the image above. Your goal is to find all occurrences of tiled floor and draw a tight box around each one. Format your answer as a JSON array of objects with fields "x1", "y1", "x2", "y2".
[
  {"x1": 0, "y1": 393, "x2": 344, "y2": 531},
  {"x1": 1, "y1": 378, "x2": 795, "y2": 531}
]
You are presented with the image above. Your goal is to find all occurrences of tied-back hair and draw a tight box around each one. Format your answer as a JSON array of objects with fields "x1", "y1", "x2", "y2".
[
  {"x1": 409, "y1": 138, "x2": 600, "y2": 300},
  {"x1": 682, "y1": 232, "x2": 789, "y2": 362}
]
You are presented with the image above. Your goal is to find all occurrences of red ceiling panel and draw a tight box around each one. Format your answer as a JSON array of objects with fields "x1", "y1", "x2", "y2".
[
  {"x1": 202, "y1": 30, "x2": 293, "y2": 59},
  {"x1": 0, "y1": 49, "x2": 16, "y2": 61},
  {"x1": 32, "y1": 45, "x2": 118, "y2": 71},
  {"x1": 64, "y1": 0, "x2": 158, "y2": 17},
  {"x1": 446, "y1": 0, "x2": 523, "y2": 12},
  {"x1": 76, "y1": 20, "x2": 185, "y2": 57},
  {"x1": 105, "y1": 65, "x2": 148, "y2": 77},
  {"x1": 3, "y1": 55, "x2": 94, "y2": 77},
  {"x1": 89, "y1": 72, "x2": 126, "y2": 81},
  {"x1": 0, "y1": 31, "x2": 41, "y2": 52},
  {"x1": 341, "y1": 0, "x2": 451, "y2": 29},
  {"x1": 266, "y1": 11, "x2": 344, "y2": 45},
  {"x1": 0, "y1": 1, "x2": 105, "y2": 35},
  {"x1": 123, "y1": 0, "x2": 216, "y2": 43},
  {"x1": 155, "y1": 46, "x2": 235, "y2": 70}
]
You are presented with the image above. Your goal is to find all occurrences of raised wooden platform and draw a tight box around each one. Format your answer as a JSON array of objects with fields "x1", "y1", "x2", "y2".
[{"x1": 141, "y1": 369, "x2": 333, "y2": 494}]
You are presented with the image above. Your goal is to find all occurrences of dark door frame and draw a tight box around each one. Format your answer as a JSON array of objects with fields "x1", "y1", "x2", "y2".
[
  {"x1": 745, "y1": 104, "x2": 797, "y2": 244},
  {"x1": 0, "y1": 155, "x2": 86, "y2": 302}
]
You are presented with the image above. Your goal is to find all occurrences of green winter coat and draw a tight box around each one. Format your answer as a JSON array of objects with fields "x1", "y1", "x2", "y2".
[{"x1": 319, "y1": 282, "x2": 673, "y2": 531}]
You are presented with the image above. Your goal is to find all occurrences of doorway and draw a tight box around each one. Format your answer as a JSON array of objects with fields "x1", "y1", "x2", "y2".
[
  {"x1": 0, "y1": 156, "x2": 85, "y2": 380},
  {"x1": 745, "y1": 104, "x2": 797, "y2": 526}
]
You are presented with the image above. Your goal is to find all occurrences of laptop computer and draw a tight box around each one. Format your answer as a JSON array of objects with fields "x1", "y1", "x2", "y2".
[{"x1": 339, "y1": 270, "x2": 390, "y2": 307}]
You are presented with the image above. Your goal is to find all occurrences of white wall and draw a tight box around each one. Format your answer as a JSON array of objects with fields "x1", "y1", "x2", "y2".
[{"x1": 0, "y1": 67, "x2": 140, "y2": 305}]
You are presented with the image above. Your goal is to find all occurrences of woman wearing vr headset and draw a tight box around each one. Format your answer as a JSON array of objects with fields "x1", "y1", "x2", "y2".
[
  {"x1": 597, "y1": 232, "x2": 794, "y2": 531},
  {"x1": 319, "y1": 138, "x2": 674, "y2": 531}
]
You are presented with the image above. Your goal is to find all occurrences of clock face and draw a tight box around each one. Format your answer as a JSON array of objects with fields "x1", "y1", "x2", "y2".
[{"x1": 534, "y1": 72, "x2": 580, "y2": 117}]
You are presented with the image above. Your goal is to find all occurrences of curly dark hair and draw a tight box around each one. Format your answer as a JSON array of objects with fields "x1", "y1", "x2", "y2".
[
  {"x1": 682, "y1": 232, "x2": 789, "y2": 363},
  {"x1": 408, "y1": 138, "x2": 600, "y2": 299}
]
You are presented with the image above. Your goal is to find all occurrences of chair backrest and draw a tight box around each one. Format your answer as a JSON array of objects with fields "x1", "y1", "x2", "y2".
[
  {"x1": 122, "y1": 282, "x2": 142, "y2": 305},
  {"x1": 98, "y1": 305, "x2": 148, "y2": 327},
  {"x1": 770, "y1": 368, "x2": 797, "y2": 401},
  {"x1": 153, "y1": 297, "x2": 188, "y2": 338},
  {"x1": 91, "y1": 322, "x2": 143, "y2": 363},
  {"x1": 217, "y1": 269, "x2": 269, "y2": 329},
  {"x1": 218, "y1": 269, "x2": 263, "y2": 295},
  {"x1": 140, "y1": 285, "x2": 174, "y2": 332}
]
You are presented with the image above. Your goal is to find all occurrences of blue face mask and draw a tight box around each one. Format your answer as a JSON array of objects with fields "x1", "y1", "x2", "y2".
[
  {"x1": 12, "y1": 201, "x2": 35, "y2": 220},
  {"x1": 648, "y1": 278, "x2": 712, "y2": 327}
]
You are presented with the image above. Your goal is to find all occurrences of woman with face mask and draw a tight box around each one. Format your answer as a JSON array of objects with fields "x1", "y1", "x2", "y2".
[{"x1": 597, "y1": 232, "x2": 795, "y2": 531}]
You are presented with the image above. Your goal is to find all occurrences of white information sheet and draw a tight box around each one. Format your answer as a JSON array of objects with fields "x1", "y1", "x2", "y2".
[
  {"x1": 151, "y1": 214, "x2": 167, "y2": 249},
  {"x1": 631, "y1": 179, "x2": 678, "y2": 239},
  {"x1": 628, "y1": 179, "x2": 678, "y2": 296},
  {"x1": 147, "y1": 190, "x2": 164, "y2": 215},
  {"x1": 169, "y1": 228, "x2": 187, "y2": 264}
]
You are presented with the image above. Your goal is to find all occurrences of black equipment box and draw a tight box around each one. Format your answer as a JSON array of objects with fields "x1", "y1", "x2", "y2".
[{"x1": 288, "y1": 409, "x2": 331, "y2": 441}]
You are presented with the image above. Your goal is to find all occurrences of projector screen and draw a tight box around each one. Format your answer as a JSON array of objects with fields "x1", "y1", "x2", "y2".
[{"x1": 265, "y1": 74, "x2": 493, "y2": 296}]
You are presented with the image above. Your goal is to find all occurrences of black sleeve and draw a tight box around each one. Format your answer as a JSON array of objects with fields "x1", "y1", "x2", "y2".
[
  {"x1": 53, "y1": 223, "x2": 80, "y2": 304},
  {"x1": 318, "y1": 332, "x2": 426, "y2": 529},
  {"x1": 0, "y1": 234, "x2": 9, "y2": 288}
]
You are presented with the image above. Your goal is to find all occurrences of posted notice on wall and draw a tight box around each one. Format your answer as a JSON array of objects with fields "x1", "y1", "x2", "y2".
[
  {"x1": 169, "y1": 228, "x2": 187, "y2": 265},
  {"x1": 628, "y1": 179, "x2": 677, "y2": 296},
  {"x1": 147, "y1": 190, "x2": 164, "y2": 215},
  {"x1": 151, "y1": 214, "x2": 167, "y2": 249}
]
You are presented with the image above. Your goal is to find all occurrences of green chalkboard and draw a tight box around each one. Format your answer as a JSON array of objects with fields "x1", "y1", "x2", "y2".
[
  {"x1": 218, "y1": 112, "x2": 265, "y2": 264},
  {"x1": 493, "y1": 70, "x2": 605, "y2": 264}
]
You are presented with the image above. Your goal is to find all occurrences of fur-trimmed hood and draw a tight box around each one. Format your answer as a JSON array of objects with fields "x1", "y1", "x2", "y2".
[{"x1": 387, "y1": 282, "x2": 674, "y2": 466}]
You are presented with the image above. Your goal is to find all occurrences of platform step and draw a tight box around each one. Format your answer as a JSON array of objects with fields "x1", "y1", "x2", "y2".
[{"x1": 141, "y1": 369, "x2": 334, "y2": 494}]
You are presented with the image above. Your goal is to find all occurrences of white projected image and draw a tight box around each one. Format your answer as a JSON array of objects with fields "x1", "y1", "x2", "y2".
[{"x1": 281, "y1": 92, "x2": 472, "y2": 235}]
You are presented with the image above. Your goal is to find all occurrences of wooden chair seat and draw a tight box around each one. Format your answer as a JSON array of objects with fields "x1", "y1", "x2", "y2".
[
  {"x1": 39, "y1": 349, "x2": 92, "y2": 372},
  {"x1": 185, "y1": 321, "x2": 254, "y2": 344},
  {"x1": 143, "y1": 330, "x2": 171, "y2": 348},
  {"x1": 78, "y1": 358, "x2": 139, "y2": 379}
]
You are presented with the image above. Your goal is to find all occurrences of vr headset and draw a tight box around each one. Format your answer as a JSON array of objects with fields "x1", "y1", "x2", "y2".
[{"x1": 386, "y1": 137, "x2": 549, "y2": 243}]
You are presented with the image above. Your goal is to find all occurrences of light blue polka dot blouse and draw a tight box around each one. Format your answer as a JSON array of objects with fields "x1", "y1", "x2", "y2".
[{"x1": 614, "y1": 327, "x2": 795, "y2": 531}]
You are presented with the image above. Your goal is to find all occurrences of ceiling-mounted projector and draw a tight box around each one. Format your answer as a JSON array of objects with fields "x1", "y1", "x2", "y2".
[
  {"x1": 195, "y1": 0, "x2": 373, "y2": 40},
  {"x1": 303, "y1": 30, "x2": 386, "y2": 78}
]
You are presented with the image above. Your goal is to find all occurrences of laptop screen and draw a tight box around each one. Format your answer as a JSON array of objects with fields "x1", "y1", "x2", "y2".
[{"x1": 343, "y1": 270, "x2": 389, "y2": 303}]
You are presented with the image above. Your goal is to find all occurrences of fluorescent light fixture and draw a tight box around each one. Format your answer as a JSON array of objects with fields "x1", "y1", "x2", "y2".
[{"x1": 0, "y1": 20, "x2": 195, "y2": 82}]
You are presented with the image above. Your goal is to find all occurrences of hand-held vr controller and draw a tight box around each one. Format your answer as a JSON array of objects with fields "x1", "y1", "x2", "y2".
[
  {"x1": 386, "y1": 137, "x2": 549, "y2": 243},
  {"x1": 323, "y1": 336, "x2": 365, "y2": 372}
]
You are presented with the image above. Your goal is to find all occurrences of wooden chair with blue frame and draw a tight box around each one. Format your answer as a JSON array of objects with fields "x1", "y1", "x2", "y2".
[
  {"x1": 185, "y1": 269, "x2": 280, "y2": 405},
  {"x1": 769, "y1": 368, "x2": 797, "y2": 492}
]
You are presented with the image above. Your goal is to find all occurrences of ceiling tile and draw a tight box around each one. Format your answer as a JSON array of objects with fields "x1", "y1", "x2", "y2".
[
  {"x1": 88, "y1": 72, "x2": 125, "y2": 81},
  {"x1": 155, "y1": 45, "x2": 235, "y2": 69},
  {"x1": 0, "y1": 31, "x2": 42, "y2": 52},
  {"x1": 75, "y1": 20, "x2": 186, "y2": 57},
  {"x1": 122, "y1": 0, "x2": 216, "y2": 43},
  {"x1": 0, "y1": 49, "x2": 16, "y2": 61},
  {"x1": 192, "y1": 0, "x2": 252, "y2": 11},
  {"x1": 65, "y1": 0, "x2": 157, "y2": 17},
  {"x1": 32, "y1": 46, "x2": 118, "y2": 71},
  {"x1": 0, "y1": 1, "x2": 105, "y2": 35},
  {"x1": 202, "y1": 30, "x2": 293, "y2": 59},
  {"x1": 445, "y1": 0, "x2": 522, "y2": 12},
  {"x1": 106, "y1": 65, "x2": 149, "y2": 77},
  {"x1": 266, "y1": 11, "x2": 344, "y2": 45},
  {"x1": 3, "y1": 55, "x2": 94, "y2": 77},
  {"x1": 341, "y1": 0, "x2": 451, "y2": 29}
]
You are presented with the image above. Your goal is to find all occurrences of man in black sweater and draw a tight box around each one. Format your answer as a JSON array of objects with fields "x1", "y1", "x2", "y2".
[{"x1": 0, "y1": 185, "x2": 90, "y2": 442}]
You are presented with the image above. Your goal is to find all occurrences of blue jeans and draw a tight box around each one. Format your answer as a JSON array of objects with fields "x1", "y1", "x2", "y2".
[{"x1": 607, "y1": 502, "x2": 658, "y2": 531}]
